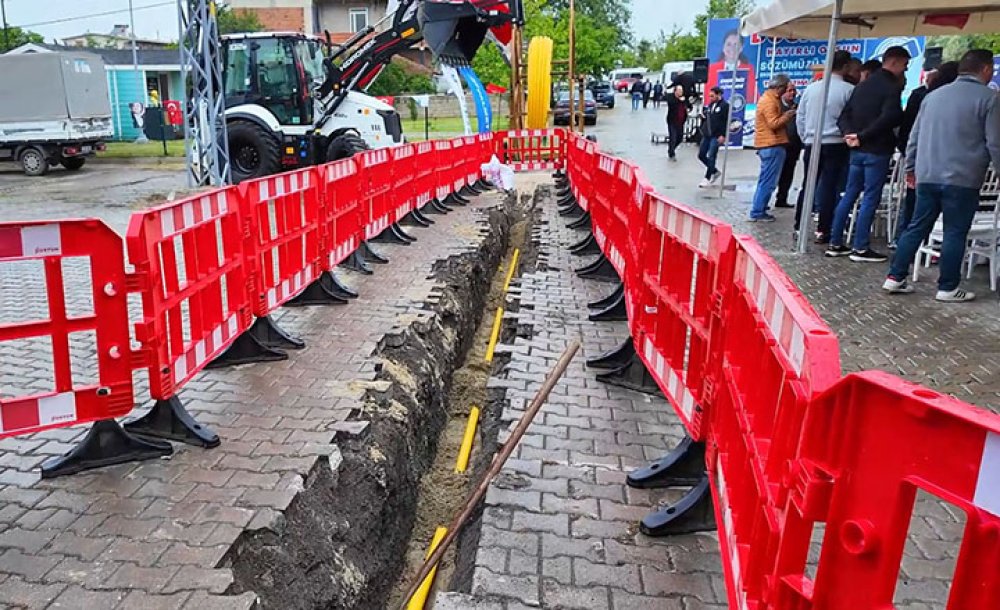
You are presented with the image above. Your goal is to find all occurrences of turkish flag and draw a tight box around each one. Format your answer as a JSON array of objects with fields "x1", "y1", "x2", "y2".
[{"x1": 485, "y1": 83, "x2": 508, "y2": 94}]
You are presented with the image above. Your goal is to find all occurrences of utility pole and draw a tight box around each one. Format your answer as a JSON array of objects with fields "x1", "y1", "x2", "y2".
[
  {"x1": 1, "y1": 0, "x2": 10, "y2": 53},
  {"x1": 568, "y1": 0, "x2": 576, "y2": 132},
  {"x1": 129, "y1": 0, "x2": 149, "y2": 143}
]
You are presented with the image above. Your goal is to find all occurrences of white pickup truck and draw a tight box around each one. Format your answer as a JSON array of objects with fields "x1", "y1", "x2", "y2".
[{"x1": 0, "y1": 51, "x2": 114, "y2": 176}]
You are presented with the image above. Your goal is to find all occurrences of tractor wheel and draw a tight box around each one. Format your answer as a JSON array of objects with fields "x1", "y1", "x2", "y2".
[
  {"x1": 228, "y1": 120, "x2": 281, "y2": 183},
  {"x1": 325, "y1": 133, "x2": 369, "y2": 161}
]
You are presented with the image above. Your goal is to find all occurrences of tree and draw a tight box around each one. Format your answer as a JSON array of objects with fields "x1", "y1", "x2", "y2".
[
  {"x1": 216, "y1": 6, "x2": 264, "y2": 35},
  {"x1": 472, "y1": 43, "x2": 512, "y2": 87},
  {"x1": 0, "y1": 26, "x2": 44, "y2": 53},
  {"x1": 367, "y1": 59, "x2": 435, "y2": 96},
  {"x1": 928, "y1": 35, "x2": 1000, "y2": 60}
]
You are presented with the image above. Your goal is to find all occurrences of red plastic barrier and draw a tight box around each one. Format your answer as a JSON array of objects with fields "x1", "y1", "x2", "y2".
[
  {"x1": 390, "y1": 144, "x2": 418, "y2": 222},
  {"x1": 590, "y1": 152, "x2": 618, "y2": 258},
  {"x1": 319, "y1": 158, "x2": 363, "y2": 268},
  {"x1": 623, "y1": 168, "x2": 653, "y2": 335},
  {"x1": 241, "y1": 168, "x2": 322, "y2": 314},
  {"x1": 707, "y1": 235, "x2": 841, "y2": 610},
  {"x1": 127, "y1": 189, "x2": 252, "y2": 398},
  {"x1": 498, "y1": 129, "x2": 566, "y2": 172},
  {"x1": 567, "y1": 135, "x2": 597, "y2": 212},
  {"x1": 431, "y1": 139, "x2": 457, "y2": 202},
  {"x1": 356, "y1": 148, "x2": 393, "y2": 240},
  {"x1": 604, "y1": 160, "x2": 637, "y2": 278},
  {"x1": 633, "y1": 193, "x2": 734, "y2": 440},
  {"x1": 772, "y1": 371, "x2": 1000, "y2": 609},
  {"x1": 413, "y1": 141, "x2": 436, "y2": 208},
  {"x1": 0, "y1": 221, "x2": 135, "y2": 437}
]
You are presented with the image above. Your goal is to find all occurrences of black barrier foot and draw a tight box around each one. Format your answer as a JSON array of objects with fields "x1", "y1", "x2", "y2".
[
  {"x1": 341, "y1": 249, "x2": 374, "y2": 275},
  {"x1": 41, "y1": 420, "x2": 172, "y2": 478},
  {"x1": 588, "y1": 283, "x2": 625, "y2": 310},
  {"x1": 427, "y1": 198, "x2": 453, "y2": 214},
  {"x1": 475, "y1": 179, "x2": 493, "y2": 191},
  {"x1": 124, "y1": 395, "x2": 221, "y2": 448},
  {"x1": 400, "y1": 211, "x2": 431, "y2": 228},
  {"x1": 570, "y1": 233, "x2": 601, "y2": 256},
  {"x1": 627, "y1": 437, "x2": 706, "y2": 488},
  {"x1": 412, "y1": 208, "x2": 435, "y2": 225},
  {"x1": 640, "y1": 477, "x2": 716, "y2": 537},
  {"x1": 361, "y1": 241, "x2": 390, "y2": 264},
  {"x1": 556, "y1": 188, "x2": 573, "y2": 200},
  {"x1": 444, "y1": 193, "x2": 469, "y2": 207},
  {"x1": 586, "y1": 337, "x2": 634, "y2": 369},
  {"x1": 372, "y1": 224, "x2": 413, "y2": 245},
  {"x1": 589, "y1": 289, "x2": 626, "y2": 322},
  {"x1": 556, "y1": 192, "x2": 575, "y2": 206},
  {"x1": 460, "y1": 185, "x2": 478, "y2": 197},
  {"x1": 285, "y1": 271, "x2": 353, "y2": 306},
  {"x1": 206, "y1": 316, "x2": 298, "y2": 368},
  {"x1": 575, "y1": 254, "x2": 620, "y2": 282},
  {"x1": 595, "y1": 353, "x2": 662, "y2": 395},
  {"x1": 559, "y1": 203, "x2": 585, "y2": 219},
  {"x1": 567, "y1": 212, "x2": 592, "y2": 230},
  {"x1": 251, "y1": 315, "x2": 304, "y2": 350},
  {"x1": 392, "y1": 223, "x2": 416, "y2": 243}
]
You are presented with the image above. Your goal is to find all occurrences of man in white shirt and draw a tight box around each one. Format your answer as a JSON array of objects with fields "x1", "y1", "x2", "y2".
[{"x1": 794, "y1": 50, "x2": 857, "y2": 243}]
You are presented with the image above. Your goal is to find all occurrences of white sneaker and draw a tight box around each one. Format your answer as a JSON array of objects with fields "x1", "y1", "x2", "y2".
[
  {"x1": 935, "y1": 288, "x2": 976, "y2": 302},
  {"x1": 709, "y1": 171, "x2": 722, "y2": 184},
  {"x1": 698, "y1": 178, "x2": 711, "y2": 188},
  {"x1": 882, "y1": 277, "x2": 915, "y2": 294}
]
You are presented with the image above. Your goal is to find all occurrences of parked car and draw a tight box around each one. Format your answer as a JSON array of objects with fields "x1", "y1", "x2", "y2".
[
  {"x1": 553, "y1": 90, "x2": 597, "y2": 126},
  {"x1": 610, "y1": 68, "x2": 648, "y2": 92},
  {"x1": 588, "y1": 81, "x2": 615, "y2": 108}
]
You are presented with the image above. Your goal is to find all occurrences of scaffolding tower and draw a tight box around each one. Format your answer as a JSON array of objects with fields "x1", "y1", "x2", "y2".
[{"x1": 178, "y1": 0, "x2": 230, "y2": 186}]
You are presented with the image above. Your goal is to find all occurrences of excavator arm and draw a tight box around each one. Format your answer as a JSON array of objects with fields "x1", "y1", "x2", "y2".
[{"x1": 313, "y1": 0, "x2": 522, "y2": 131}]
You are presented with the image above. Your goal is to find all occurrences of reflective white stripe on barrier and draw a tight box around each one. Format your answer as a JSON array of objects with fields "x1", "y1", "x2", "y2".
[
  {"x1": 609, "y1": 245, "x2": 626, "y2": 277},
  {"x1": 741, "y1": 252, "x2": 807, "y2": 376},
  {"x1": 511, "y1": 161, "x2": 557, "y2": 172},
  {"x1": 330, "y1": 236, "x2": 358, "y2": 268},
  {"x1": 259, "y1": 171, "x2": 311, "y2": 200},
  {"x1": 975, "y1": 431, "x2": 1000, "y2": 517},
  {"x1": 266, "y1": 267, "x2": 314, "y2": 310},
  {"x1": 594, "y1": 226, "x2": 606, "y2": 249},
  {"x1": 159, "y1": 191, "x2": 229, "y2": 239},
  {"x1": 716, "y1": 459, "x2": 750, "y2": 610},
  {"x1": 642, "y1": 336, "x2": 696, "y2": 420},
  {"x1": 651, "y1": 198, "x2": 713, "y2": 259},
  {"x1": 172, "y1": 314, "x2": 240, "y2": 386},
  {"x1": 0, "y1": 224, "x2": 62, "y2": 260},
  {"x1": 365, "y1": 216, "x2": 390, "y2": 240},
  {"x1": 0, "y1": 392, "x2": 77, "y2": 434},
  {"x1": 508, "y1": 129, "x2": 550, "y2": 138}
]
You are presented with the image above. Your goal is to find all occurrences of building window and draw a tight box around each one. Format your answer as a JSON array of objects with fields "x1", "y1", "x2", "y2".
[{"x1": 349, "y1": 7, "x2": 369, "y2": 32}]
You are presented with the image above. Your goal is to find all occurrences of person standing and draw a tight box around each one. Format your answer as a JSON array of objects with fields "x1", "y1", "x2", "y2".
[
  {"x1": 892, "y1": 61, "x2": 959, "y2": 247},
  {"x1": 665, "y1": 86, "x2": 690, "y2": 162},
  {"x1": 794, "y1": 50, "x2": 856, "y2": 243},
  {"x1": 825, "y1": 45, "x2": 910, "y2": 261},
  {"x1": 749, "y1": 74, "x2": 796, "y2": 222},
  {"x1": 653, "y1": 80, "x2": 664, "y2": 108},
  {"x1": 630, "y1": 79, "x2": 643, "y2": 111},
  {"x1": 775, "y1": 82, "x2": 801, "y2": 209},
  {"x1": 859, "y1": 59, "x2": 882, "y2": 83},
  {"x1": 884, "y1": 49, "x2": 1000, "y2": 302},
  {"x1": 642, "y1": 78, "x2": 653, "y2": 109},
  {"x1": 698, "y1": 86, "x2": 729, "y2": 187}
]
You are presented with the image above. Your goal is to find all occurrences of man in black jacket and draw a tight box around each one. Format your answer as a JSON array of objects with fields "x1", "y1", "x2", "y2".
[
  {"x1": 826, "y1": 46, "x2": 910, "y2": 262},
  {"x1": 698, "y1": 86, "x2": 728, "y2": 186},
  {"x1": 665, "y1": 85, "x2": 691, "y2": 161}
]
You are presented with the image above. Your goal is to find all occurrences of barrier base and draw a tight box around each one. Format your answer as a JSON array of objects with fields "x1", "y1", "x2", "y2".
[
  {"x1": 567, "y1": 212, "x2": 592, "y2": 230},
  {"x1": 342, "y1": 250, "x2": 373, "y2": 275},
  {"x1": 445, "y1": 193, "x2": 470, "y2": 207},
  {"x1": 570, "y1": 233, "x2": 601, "y2": 256},
  {"x1": 556, "y1": 189, "x2": 573, "y2": 202},
  {"x1": 475, "y1": 179, "x2": 493, "y2": 191},
  {"x1": 589, "y1": 289, "x2": 626, "y2": 322},
  {"x1": 207, "y1": 316, "x2": 299, "y2": 368},
  {"x1": 459, "y1": 185, "x2": 479, "y2": 197},
  {"x1": 627, "y1": 436, "x2": 706, "y2": 488},
  {"x1": 575, "y1": 255, "x2": 619, "y2": 282},
  {"x1": 586, "y1": 337, "x2": 634, "y2": 370},
  {"x1": 595, "y1": 353, "x2": 661, "y2": 396},
  {"x1": 640, "y1": 477, "x2": 716, "y2": 537},
  {"x1": 559, "y1": 203, "x2": 585, "y2": 219},
  {"x1": 362, "y1": 241, "x2": 390, "y2": 264},
  {"x1": 372, "y1": 223, "x2": 414, "y2": 245},
  {"x1": 285, "y1": 271, "x2": 355, "y2": 306},
  {"x1": 410, "y1": 208, "x2": 435, "y2": 226},
  {"x1": 425, "y1": 199, "x2": 453, "y2": 214},
  {"x1": 125, "y1": 395, "x2": 221, "y2": 448},
  {"x1": 588, "y1": 283, "x2": 624, "y2": 310},
  {"x1": 41, "y1": 419, "x2": 173, "y2": 479}
]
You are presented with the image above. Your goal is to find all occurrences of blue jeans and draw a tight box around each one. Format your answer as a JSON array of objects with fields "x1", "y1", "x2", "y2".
[
  {"x1": 895, "y1": 187, "x2": 916, "y2": 239},
  {"x1": 830, "y1": 151, "x2": 892, "y2": 250},
  {"x1": 631, "y1": 93, "x2": 641, "y2": 110},
  {"x1": 888, "y1": 183, "x2": 980, "y2": 291},
  {"x1": 750, "y1": 146, "x2": 786, "y2": 218},
  {"x1": 698, "y1": 137, "x2": 720, "y2": 179}
]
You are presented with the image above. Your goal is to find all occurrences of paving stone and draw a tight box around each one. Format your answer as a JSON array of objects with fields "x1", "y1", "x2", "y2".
[
  {"x1": 180, "y1": 591, "x2": 260, "y2": 609},
  {"x1": 573, "y1": 559, "x2": 641, "y2": 594},
  {"x1": 471, "y1": 567, "x2": 540, "y2": 606},
  {"x1": 486, "y1": 487, "x2": 543, "y2": 512},
  {"x1": 48, "y1": 585, "x2": 127, "y2": 609},
  {"x1": 611, "y1": 589, "x2": 686, "y2": 610},
  {"x1": 116, "y1": 590, "x2": 192, "y2": 610},
  {"x1": 540, "y1": 581, "x2": 609, "y2": 610},
  {"x1": 433, "y1": 592, "x2": 505, "y2": 610},
  {"x1": 0, "y1": 575, "x2": 65, "y2": 607},
  {"x1": 0, "y1": 548, "x2": 60, "y2": 581},
  {"x1": 641, "y1": 567, "x2": 717, "y2": 601},
  {"x1": 511, "y1": 511, "x2": 569, "y2": 536}
]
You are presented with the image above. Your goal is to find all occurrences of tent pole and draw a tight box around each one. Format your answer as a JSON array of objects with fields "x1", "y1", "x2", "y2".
[
  {"x1": 796, "y1": 0, "x2": 843, "y2": 254},
  {"x1": 717, "y1": 61, "x2": 738, "y2": 196}
]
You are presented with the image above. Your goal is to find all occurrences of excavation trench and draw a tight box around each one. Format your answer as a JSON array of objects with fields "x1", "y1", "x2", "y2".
[
  {"x1": 223, "y1": 191, "x2": 516, "y2": 610},
  {"x1": 387, "y1": 185, "x2": 547, "y2": 608}
]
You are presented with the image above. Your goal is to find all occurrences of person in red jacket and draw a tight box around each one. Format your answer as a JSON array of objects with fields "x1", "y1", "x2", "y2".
[{"x1": 708, "y1": 29, "x2": 757, "y2": 101}]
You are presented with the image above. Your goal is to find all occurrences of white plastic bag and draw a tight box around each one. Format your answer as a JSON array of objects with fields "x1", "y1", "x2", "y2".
[{"x1": 480, "y1": 155, "x2": 515, "y2": 192}]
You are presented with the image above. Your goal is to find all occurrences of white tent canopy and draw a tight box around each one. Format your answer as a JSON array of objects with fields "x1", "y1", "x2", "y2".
[{"x1": 742, "y1": 0, "x2": 1000, "y2": 39}]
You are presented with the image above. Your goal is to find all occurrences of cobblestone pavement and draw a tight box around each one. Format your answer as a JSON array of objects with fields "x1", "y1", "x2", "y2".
[
  {"x1": 436, "y1": 185, "x2": 726, "y2": 610},
  {"x1": 0, "y1": 186, "x2": 502, "y2": 608},
  {"x1": 443, "y1": 99, "x2": 995, "y2": 609}
]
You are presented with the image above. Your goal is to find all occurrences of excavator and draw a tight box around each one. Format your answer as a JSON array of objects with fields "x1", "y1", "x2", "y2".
[{"x1": 221, "y1": 0, "x2": 522, "y2": 182}]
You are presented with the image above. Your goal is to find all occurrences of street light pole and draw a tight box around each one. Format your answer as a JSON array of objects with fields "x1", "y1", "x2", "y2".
[{"x1": 2, "y1": 0, "x2": 11, "y2": 53}]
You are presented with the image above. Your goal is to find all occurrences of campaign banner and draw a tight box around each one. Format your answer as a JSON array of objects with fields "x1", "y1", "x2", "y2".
[
  {"x1": 716, "y1": 69, "x2": 750, "y2": 147},
  {"x1": 990, "y1": 55, "x2": 1000, "y2": 91},
  {"x1": 707, "y1": 18, "x2": 926, "y2": 146}
]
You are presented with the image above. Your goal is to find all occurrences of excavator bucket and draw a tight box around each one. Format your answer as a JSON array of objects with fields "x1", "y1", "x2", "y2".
[{"x1": 418, "y1": 0, "x2": 522, "y2": 63}]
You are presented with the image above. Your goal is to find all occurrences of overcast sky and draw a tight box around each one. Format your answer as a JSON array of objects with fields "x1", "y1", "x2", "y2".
[{"x1": 5, "y1": 0, "x2": 707, "y2": 44}]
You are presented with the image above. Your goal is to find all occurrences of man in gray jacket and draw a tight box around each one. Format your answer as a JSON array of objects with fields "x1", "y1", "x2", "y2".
[{"x1": 883, "y1": 49, "x2": 1000, "y2": 302}]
